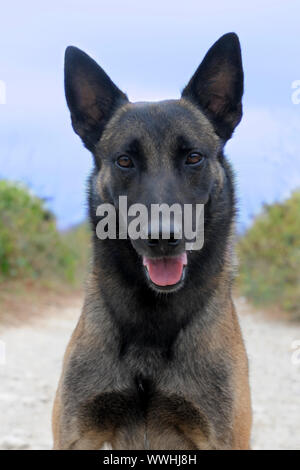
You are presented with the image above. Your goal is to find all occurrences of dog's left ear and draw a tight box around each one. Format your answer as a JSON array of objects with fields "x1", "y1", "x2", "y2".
[{"x1": 182, "y1": 33, "x2": 243, "y2": 140}]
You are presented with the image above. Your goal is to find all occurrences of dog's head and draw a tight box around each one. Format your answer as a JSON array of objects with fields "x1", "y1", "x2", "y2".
[{"x1": 64, "y1": 33, "x2": 243, "y2": 293}]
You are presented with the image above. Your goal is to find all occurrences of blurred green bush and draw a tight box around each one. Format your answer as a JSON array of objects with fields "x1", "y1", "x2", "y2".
[
  {"x1": 0, "y1": 180, "x2": 90, "y2": 284},
  {"x1": 237, "y1": 190, "x2": 300, "y2": 319}
]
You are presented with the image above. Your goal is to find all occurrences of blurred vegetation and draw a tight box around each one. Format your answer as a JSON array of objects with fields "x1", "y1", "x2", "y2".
[
  {"x1": 0, "y1": 180, "x2": 90, "y2": 286},
  {"x1": 237, "y1": 190, "x2": 300, "y2": 319}
]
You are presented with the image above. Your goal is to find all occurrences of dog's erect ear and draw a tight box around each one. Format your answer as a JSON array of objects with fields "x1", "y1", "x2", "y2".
[
  {"x1": 182, "y1": 33, "x2": 243, "y2": 140},
  {"x1": 64, "y1": 46, "x2": 128, "y2": 151}
]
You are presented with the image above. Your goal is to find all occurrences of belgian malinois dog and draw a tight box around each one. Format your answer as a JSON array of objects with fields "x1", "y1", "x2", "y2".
[{"x1": 52, "y1": 32, "x2": 252, "y2": 450}]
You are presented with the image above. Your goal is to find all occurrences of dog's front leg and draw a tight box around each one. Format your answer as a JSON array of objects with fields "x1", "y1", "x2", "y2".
[
  {"x1": 53, "y1": 430, "x2": 112, "y2": 450},
  {"x1": 52, "y1": 387, "x2": 112, "y2": 450},
  {"x1": 53, "y1": 416, "x2": 112, "y2": 450}
]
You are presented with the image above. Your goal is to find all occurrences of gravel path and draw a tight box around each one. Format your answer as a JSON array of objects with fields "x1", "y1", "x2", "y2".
[{"x1": 0, "y1": 298, "x2": 299, "y2": 450}]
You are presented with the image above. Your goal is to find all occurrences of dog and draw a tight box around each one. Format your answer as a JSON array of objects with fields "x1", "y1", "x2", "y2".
[{"x1": 52, "y1": 32, "x2": 252, "y2": 450}]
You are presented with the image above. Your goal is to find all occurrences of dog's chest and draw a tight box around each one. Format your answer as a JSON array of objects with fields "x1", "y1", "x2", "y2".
[
  {"x1": 70, "y1": 328, "x2": 234, "y2": 449},
  {"x1": 83, "y1": 363, "x2": 232, "y2": 450},
  {"x1": 92, "y1": 375, "x2": 202, "y2": 450}
]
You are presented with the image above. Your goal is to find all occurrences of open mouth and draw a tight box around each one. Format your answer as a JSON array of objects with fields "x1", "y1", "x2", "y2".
[{"x1": 142, "y1": 252, "x2": 187, "y2": 291}]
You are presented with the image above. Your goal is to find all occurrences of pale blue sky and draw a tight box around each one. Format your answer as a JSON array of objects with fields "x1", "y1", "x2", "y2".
[{"x1": 0, "y1": 0, "x2": 300, "y2": 229}]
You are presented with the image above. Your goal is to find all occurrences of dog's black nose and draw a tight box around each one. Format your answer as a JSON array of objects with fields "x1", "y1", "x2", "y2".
[{"x1": 145, "y1": 230, "x2": 181, "y2": 248}]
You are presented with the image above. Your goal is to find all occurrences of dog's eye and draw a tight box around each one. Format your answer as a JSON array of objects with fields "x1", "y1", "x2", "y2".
[
  {"x1": 116, "y1": 155, "x2": 134, "y2": 169},
  {"x1": 185, "y1": 152, "x2": 205, "y2": 166}
]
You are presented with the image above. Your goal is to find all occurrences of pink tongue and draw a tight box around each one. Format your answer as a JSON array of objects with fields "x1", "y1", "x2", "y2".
[{"x1": 143, "y1": 253, "x2": 187, "y2": 286}]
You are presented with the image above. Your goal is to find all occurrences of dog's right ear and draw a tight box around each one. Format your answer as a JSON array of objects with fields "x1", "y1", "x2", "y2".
[
  {"x1": 64, "y1": 46, "x2": 128, "y2": 151},
  {"x1": 182, "y1": 33, "x2": 243, "y2": 141}
]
